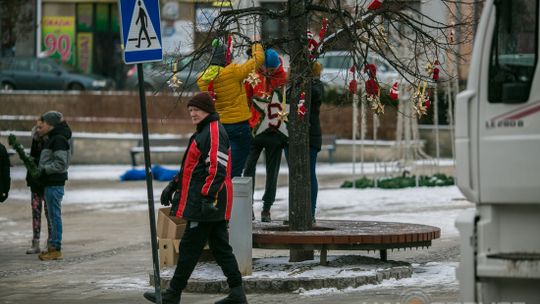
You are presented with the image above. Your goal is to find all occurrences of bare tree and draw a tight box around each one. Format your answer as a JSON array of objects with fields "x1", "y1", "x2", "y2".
[
  {"x1": 0, "y1": 0, "x2": 34, "y2": 57},
  {"x1": 165, "y1": 0, "x2": 476, "y2": 262}
]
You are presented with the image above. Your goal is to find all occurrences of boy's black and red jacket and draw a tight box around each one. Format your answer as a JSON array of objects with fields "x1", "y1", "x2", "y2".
[{"x1": 174, "y1": 113, "x2": 233, "y2": 222}]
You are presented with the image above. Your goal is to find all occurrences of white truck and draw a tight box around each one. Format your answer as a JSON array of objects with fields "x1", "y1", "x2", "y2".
[{"x1": 455, "y1": 0, "x2": 540, "y2": 303}]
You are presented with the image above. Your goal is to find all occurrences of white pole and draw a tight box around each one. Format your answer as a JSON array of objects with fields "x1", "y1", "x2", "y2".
[
  {"x1": 36, "y1": 0, "x2": 42, "y2": 57},
  {"x1": 360, "y1": 96, "x2": 366, "y2": 176},
  {"x1": 434, "y1": 84, "x2": 440, "y2": 168},
  {"x1": 352, "y1": 93, "x2": 358, "y2": 188},
  {"x1": 373, "y1": 113, "x2": 378, "y2": 188}
]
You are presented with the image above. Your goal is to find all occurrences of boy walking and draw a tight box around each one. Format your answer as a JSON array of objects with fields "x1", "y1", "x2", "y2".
[{"x1": 144, "y1": 93, "x2": 247, "y2": 304}]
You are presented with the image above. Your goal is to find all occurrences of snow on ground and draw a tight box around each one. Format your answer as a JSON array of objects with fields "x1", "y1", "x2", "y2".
[
  {"x1": 296, "y1": 262, "x2": 458, "y2": 296},
  {"x1": 158, "y1": 257, "x2": 457, "y2": 296},
  {"x1": 5, "y1": 165, "x2": 466, "y2": 294},
  {"x1": 253, "y1": 186, "x2": 471, "y2": 238},
  {"x1": 9, "y1": 159, "x2": 455, "y2": 181}
]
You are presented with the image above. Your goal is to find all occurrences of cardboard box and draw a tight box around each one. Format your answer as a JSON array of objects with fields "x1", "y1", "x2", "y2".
[
  {"x1": 158, "y1": 238, "x2": 180, "y2": 268},
  {"x1": 157, "y1": 207, "x2": 187, "y2": 239}
]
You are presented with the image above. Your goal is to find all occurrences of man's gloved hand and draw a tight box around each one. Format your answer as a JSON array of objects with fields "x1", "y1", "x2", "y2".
[
  {"x1": 160, "y1": 181, "x2": 176, "y2": 206},
  {"x1": 201, "y1": 196, "x2": 219, "y2": 217}
]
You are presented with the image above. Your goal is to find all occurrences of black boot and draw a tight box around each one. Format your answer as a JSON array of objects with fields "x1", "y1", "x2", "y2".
[
  {"x1": 143, "y1": 288, "x2": 181, "y2": 304},
  {"x1": 215, "y1": 286, "x2": 248, "y2": 304}
]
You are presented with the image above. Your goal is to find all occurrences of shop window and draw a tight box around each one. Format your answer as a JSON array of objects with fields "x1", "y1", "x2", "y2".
[
  {"x1": 77, "y1": 4, "x2": 93, "y2": 32},
  {"x1": 488, "y1": 0, "x2": 538, "y2": 103},
  {"x1": 96, "y1": 4, "x2": 109, "y2": 32}
]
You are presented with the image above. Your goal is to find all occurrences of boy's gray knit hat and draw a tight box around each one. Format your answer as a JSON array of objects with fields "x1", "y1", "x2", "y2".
[{"x1": 41, "y1": 111, "x2": 63, "y2": 126}]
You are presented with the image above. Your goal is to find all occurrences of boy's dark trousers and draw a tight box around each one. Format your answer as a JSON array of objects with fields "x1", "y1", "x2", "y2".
[
  {"x1": 169, "y1": 220, "x2": 242, "y2": 292},
  {"x1": 243, "y1": 130, "x2": 286, "y2": 211}
]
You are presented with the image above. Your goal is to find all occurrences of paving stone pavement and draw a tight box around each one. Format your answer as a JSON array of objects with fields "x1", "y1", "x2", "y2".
[{"x1": 0, "y1": 169, "x2": 460, "y2": 303}]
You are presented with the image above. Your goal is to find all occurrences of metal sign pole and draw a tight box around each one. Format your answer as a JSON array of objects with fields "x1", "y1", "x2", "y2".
[{"x1": 137, "y1": 63, "x2": 162, "y2": 304}]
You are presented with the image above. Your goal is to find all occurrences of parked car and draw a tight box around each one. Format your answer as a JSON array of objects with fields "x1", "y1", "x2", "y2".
[
  {"x1": 0, "y1": 57, "x2": 114, "y2": 91},
  {"x1": 125, "y1": 55, "x2": 206, "y2": 92},
  {"x1": 318, "y1": 51, "x2": 399, "y2": 90}
]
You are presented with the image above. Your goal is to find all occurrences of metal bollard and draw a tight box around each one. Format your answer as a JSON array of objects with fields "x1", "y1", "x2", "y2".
[{"x1": 230, "y1": 177, "x2": 253, "y2": 276}]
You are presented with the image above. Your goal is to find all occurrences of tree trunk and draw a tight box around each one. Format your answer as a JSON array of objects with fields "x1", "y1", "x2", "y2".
[{"x1": 287, "y1": 0, "x2": 313, "y2": 262}]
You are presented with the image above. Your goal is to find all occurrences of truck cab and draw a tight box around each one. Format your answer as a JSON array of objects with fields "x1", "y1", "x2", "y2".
[{"x1": 455, "y1": 0, "x2": 540, "y2": 302}]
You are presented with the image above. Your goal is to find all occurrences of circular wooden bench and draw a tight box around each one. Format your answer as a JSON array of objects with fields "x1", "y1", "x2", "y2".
[{"x1": 253, "y1": 220, "x2": 441, "y2": 264}]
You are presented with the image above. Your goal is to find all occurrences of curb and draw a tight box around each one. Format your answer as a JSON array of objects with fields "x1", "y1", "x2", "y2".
[{"x1": 150, "y1": 256, "x2": 413, "y2": 293}]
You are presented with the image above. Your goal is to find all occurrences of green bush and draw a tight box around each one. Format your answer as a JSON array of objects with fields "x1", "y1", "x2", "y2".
[{"x1": 341, "y1": 173, "x2": 455, "y2": 189}]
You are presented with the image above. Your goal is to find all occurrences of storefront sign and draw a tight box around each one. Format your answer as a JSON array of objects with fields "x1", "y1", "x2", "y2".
[
  {"x1": 77, "y1": 32, "x2": 93, "y2": 73},
  {"x1": 42, "y1": 16, "x2": 75, "y2": 65}
]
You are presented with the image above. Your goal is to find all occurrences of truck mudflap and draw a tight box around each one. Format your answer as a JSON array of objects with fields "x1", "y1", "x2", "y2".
[{"x1": 455, "y1": 209, "x2": 478, "y2": 302}]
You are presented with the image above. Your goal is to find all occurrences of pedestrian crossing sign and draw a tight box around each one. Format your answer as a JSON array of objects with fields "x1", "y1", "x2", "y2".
[{"x1": 118, "y1": 0, "x2": 163, "y2": 64}]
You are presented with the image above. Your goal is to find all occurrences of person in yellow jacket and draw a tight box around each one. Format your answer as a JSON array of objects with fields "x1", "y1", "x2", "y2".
[{"x1": 197, "y1": 42, "x2": 265, "y2": 177}]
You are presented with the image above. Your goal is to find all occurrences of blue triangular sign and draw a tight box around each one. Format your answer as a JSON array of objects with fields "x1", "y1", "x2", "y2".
[{"x1": 118, "y1": 0, "x2": 163, "y2": 64}]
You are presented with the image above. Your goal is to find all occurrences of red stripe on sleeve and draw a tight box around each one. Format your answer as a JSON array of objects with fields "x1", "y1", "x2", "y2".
[{"x1": 201, "y1": 121, "x2": 219, "y2": 196}]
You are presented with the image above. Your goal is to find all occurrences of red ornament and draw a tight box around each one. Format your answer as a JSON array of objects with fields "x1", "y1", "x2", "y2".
[
  {"x1": 368, "y1": 0, "x2": 383, "y2": 10},
  {"x1": 318, "y1": 18, "x2": 329, "y2": 42},
  {"x1": 349, "y1": 79, "x2": 358, "y2": 94},
  {"x1": 365, "y1": 79, "x2": 379, "y2": 96},
  {"x1": 364, "y1": 64, "x2": 377, "y2": 78},
  {"x1": 297, "y1": 92, "x2": 307, "y2": 119},
  {"x1": 425, "y1": 98, "x2": 431, "y2": 109},
  {"x1": 307, "y1": 31, "x2": 319, "y2": 60},
  {"x1": 389, "y1": 82, "x2": 399, "y2": 100}
]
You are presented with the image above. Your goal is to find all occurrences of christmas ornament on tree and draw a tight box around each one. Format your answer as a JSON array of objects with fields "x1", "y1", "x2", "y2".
[
  {"x1": 432, "y1": 60, "x2": 440, "y2": 81},
  {"x1": 378, "y1": 25, "x2": 388, "y2": 43},
  {"x1": 412, "y1": 81, "x2": 429, "y2": 117},
  {"x1": 449, "y1": 22, "x2": 456, "y2": 43},
  {"x1": 371, "y1": 99, "x2": 385, "y2": 115},
  {"x1": 307, "y1": 31, "x2": 318, "y2": 60},
  {"x1": 425, "y1": 60, "x2": 440, "y2": 82},
  {"x1": 348, "y1": 65, "x2": 358, "y2": 94},
  {"x1": 307, "y1": 18, "x2": 329, "y2": 60},
  {"x1": 277, "y1": 86, "x2": 289, "y2": 123},
  {"x1": 297, "y1": 92, "x2": 307, "y2": 120},
  {"x1": 389, "y1": 82, "x2": 399, "y2": 101},
  {"x1": 245, "y1": 71, "x2": 261, "y2": 87},
  {"x1": 167, "y1": 62, "x2": 183, "y2": 92},
  {"x1": 364, "y1": 63, "x2": 382, "y2": 114},
  {"x1": 251, "y1": 91, "x2": 289, "y2": 137},
  {"x1": 8, "y1": 134, "x2": 41, "y2": 179},
  {"x1": 368, "y1": 0, "x2": 383, "y2": 10}
]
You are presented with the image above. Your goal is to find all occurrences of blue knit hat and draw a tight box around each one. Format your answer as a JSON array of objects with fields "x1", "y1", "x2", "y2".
[{"x1": 264, "y1": 49, "x2": 280, "y2": 68}]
